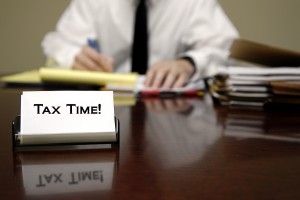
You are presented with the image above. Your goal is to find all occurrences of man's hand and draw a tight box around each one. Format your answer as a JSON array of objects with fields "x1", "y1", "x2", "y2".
[
  {"x1": 144, "y1": 59, "x2": 195, "y2": 89},
  {"x1": 72, "y1": 46, "x2": 114, "y2": 72}
]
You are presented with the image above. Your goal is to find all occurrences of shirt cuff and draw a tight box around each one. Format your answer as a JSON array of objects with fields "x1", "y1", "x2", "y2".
[{"x1": 178, "y1": 48, "x2": 231, "y2": 82}]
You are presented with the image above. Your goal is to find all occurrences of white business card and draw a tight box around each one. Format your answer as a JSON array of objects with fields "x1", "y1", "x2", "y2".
[{"x1": 20, "y1": 91, "x2": 115, "y2": 135}]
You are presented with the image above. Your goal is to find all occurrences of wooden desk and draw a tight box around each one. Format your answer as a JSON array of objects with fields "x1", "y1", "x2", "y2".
[{"x1": 1, "y1": 86, "x2": 300, "y2": 200}]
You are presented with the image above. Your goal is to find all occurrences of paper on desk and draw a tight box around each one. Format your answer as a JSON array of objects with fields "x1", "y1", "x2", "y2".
[
  {"x1": 0, "y1": 70, "x2": 41, "y2": 84},
  {"x1": 0, "y1": 68, "x2": 138, "y2": 87},
  {"x1": 39, "y1": 67, "x2": 138, "y2": 86},
  {"x1": 218, "y1": 66, "x2": 300, "y2": 76},
  {"x1": 104, "y1": 75, "x2": 205, "y2": 93},
  {"x1": 216, "y1": 66, "x2": 300, "y2": 85}
]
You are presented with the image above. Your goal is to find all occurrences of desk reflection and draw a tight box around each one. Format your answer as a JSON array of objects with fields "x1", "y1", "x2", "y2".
[
  {"x1": 143, "y1": 95, "x2": 222, "y2": 169},
  {"x1": 14, "y1": 149, "x2": 118, "y2": 198},
  {"x1": 215, "y1": 106, "x2": 300, "y2": 143}
]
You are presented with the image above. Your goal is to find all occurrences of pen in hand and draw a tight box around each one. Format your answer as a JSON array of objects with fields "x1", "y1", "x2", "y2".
[
  {"x1": 86, "y1": 38, "x2": 113, "y2": 72},
  {"x1": 87, "y1": 38, "x2": 101, "y2": 52}
]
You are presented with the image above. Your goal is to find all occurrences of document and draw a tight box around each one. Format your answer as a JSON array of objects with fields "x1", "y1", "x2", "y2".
[
  {"x1": 39, "y1": 67, "x2": 137, "y2": 86},
  {"x1": 104, "y1": 75, "x2": 205, "y2": 97},
  {"x1": 0, "y1": 70, "x2": 41, "y2": 84},
  {"x1": 0, "y1": 68, "x2": 138, "y2": 87},
  {"x1": 208, "y1": 66, "x2": 300, "y2": 107},
  {"x1": 219, "y1": 66, "x2": 300, "y2": 76}
]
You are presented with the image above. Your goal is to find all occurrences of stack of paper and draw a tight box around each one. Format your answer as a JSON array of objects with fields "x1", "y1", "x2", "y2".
[{"x1": 207, "y1": 66, "x2": 300, "y2": 108}]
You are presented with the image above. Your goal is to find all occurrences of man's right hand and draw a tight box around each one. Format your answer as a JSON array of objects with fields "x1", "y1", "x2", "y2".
[{"x1": 72, "y1": 46, "x2": 114, "y2": 72}]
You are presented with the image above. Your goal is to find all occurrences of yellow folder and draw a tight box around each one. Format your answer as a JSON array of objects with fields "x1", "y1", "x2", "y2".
[
  {"x1": 39, "y1": 67, "x2": 137, "y2": 86},
  {"x1": 1, "y1": 67, "x2": 138, "y2": 87}
]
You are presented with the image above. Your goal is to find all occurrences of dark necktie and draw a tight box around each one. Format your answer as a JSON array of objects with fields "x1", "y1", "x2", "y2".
[{"x1": 131, "y1": 0, "x2": 148, "y2": 74}]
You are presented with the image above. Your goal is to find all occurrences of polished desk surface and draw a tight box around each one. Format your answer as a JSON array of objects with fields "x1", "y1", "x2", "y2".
[{"x1": 1, "y1": 85, "x2": 300, "y2": 200}]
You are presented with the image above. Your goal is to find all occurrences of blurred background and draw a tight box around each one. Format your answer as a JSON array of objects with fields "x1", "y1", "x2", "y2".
[{"x1": 0, "y1": 0, "x2": 299, "y2": 74}]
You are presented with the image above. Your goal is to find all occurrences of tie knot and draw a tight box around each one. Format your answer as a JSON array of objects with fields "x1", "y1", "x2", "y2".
[{"x1": 139, "y1": 0, "x2": 146, "y2": 5}]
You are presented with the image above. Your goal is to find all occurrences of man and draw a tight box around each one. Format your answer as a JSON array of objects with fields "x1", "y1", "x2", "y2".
[{"x1": 42, "y1": 0, "x2": 238, "y2": 89}]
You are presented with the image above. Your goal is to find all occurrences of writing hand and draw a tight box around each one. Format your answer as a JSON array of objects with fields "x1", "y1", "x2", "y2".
[
  {"x1": 72, "y1": 46, "x2": 114, "y2": 72},
  {"x1": 144, "y1": 59, "x2": 194, "y2": 89}
]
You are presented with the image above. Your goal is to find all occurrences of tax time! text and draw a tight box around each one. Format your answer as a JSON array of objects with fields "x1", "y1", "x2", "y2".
[{"x1": 33, "y1": 104, "x2": 102, "y2": 115}]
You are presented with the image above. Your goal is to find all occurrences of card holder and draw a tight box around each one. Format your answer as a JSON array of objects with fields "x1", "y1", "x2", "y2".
[{"x1": 12, "y1": 116, "x2": 120, "y2": 151}]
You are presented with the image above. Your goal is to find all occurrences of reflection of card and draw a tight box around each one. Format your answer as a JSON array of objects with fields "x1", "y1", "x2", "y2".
[
  {"x1": 22, "y1": 162, "x2": 114, "y2": 195},
  {"x1": 15, "y1": 150, "x2": 118, "y2": 196}
]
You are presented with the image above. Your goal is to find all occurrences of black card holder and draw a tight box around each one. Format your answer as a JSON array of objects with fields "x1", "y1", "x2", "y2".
[{"x1": 12, "y1": 116, "x2": 120, "y2": 151}]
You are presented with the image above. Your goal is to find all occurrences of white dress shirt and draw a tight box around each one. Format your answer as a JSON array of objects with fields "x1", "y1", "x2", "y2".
[{"x1": 42, "y1": 0, "x2": 238, "y2": 79}]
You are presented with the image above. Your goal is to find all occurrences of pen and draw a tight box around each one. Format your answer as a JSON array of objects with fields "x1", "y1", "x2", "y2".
[
  {"x1": 137, "y1": 90, "x2": 204, "y2": 98},
  {"x1": 87, "y1": 38, "x2": 100, "y2": 52}
]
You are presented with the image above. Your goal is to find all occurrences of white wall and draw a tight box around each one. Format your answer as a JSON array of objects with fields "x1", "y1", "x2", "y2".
[{"x1": 0, "y1": 0, "x2": 299, "y2": 74}]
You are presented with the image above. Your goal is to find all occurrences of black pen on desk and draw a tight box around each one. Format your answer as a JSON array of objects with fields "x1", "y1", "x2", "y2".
[
  {"x1": 87, "y1": 38, "x2": 101, "y2": 52},
  {"x1": 137, "y1": 90, "x2": 204, "y2": 98}
]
